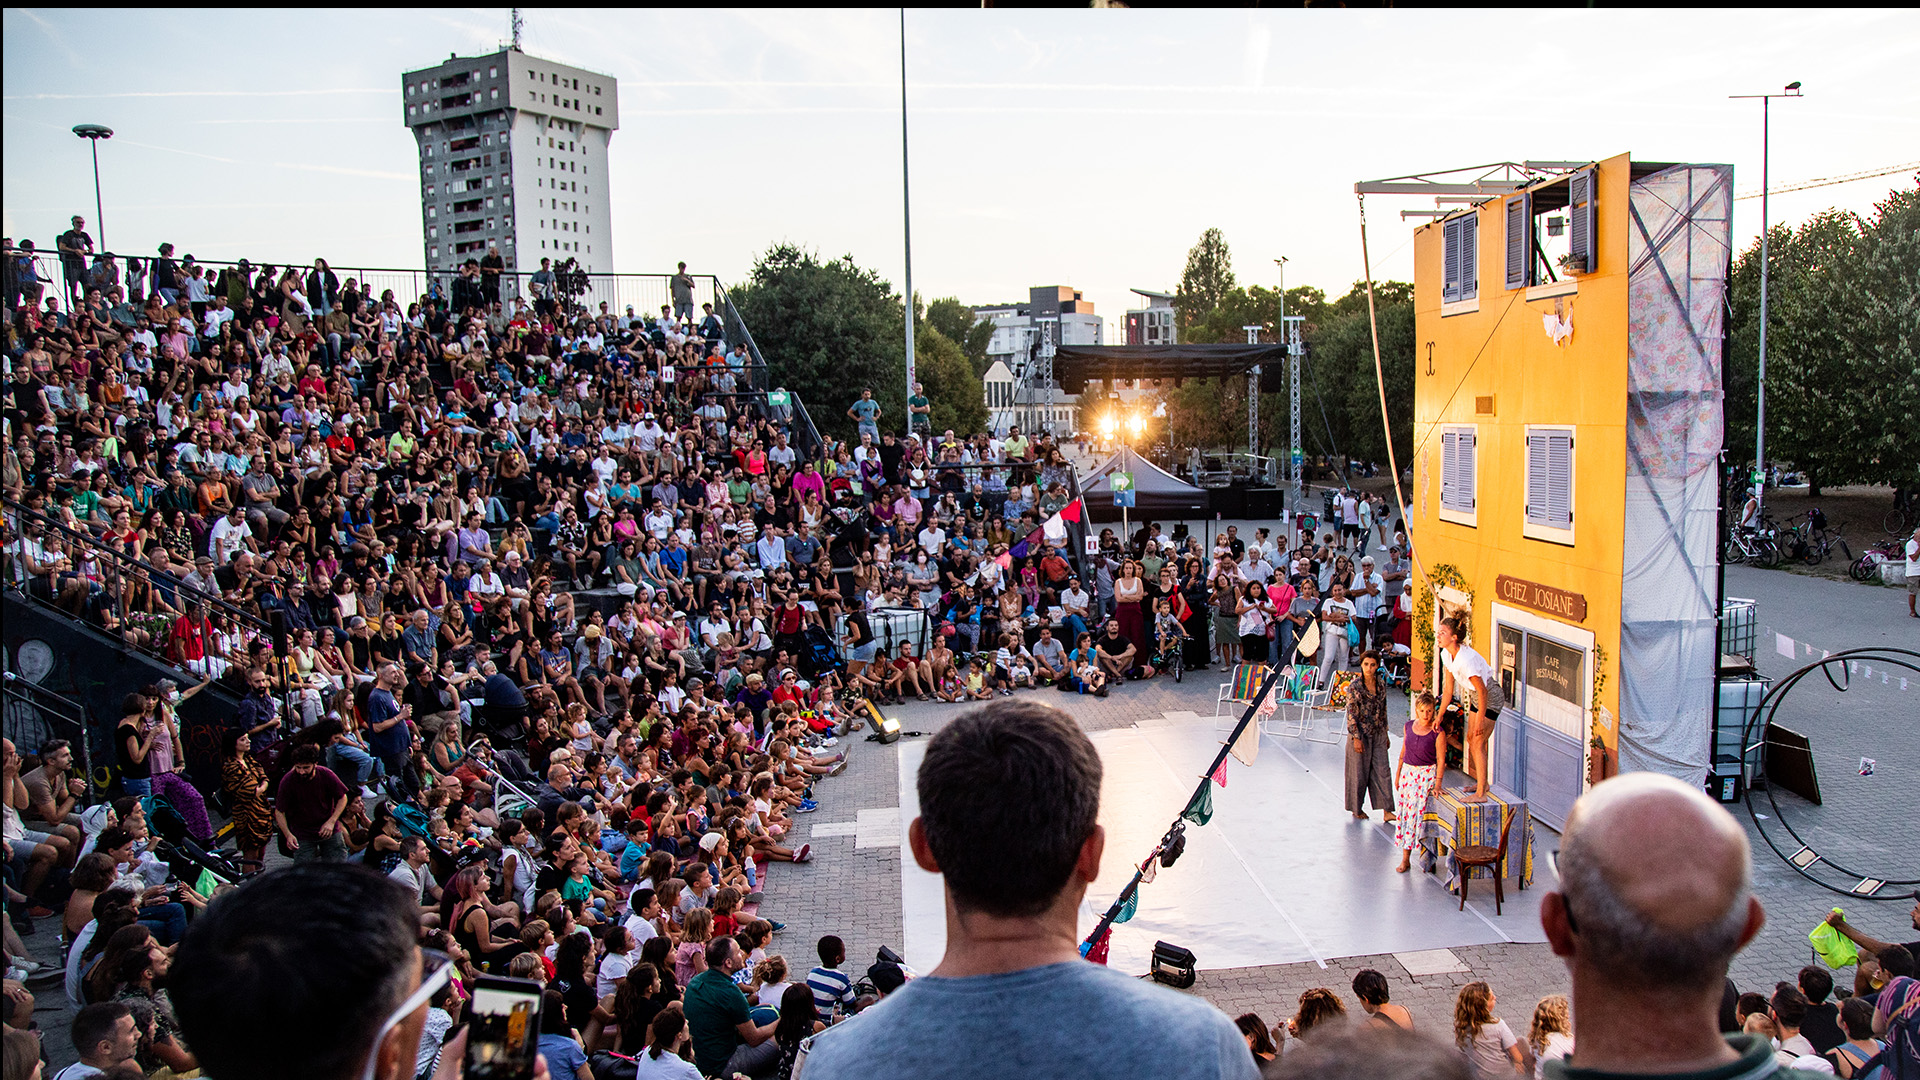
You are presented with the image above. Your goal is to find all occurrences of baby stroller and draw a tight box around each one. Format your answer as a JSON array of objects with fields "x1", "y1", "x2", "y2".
[{"x1": 802, "y1": 623, "x2": 845, "y2": 682}]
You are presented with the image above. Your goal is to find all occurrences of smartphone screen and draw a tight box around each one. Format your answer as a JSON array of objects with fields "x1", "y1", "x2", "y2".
[{"x1": 463, "y1": 976, "x2": 544, "y2": 1080}]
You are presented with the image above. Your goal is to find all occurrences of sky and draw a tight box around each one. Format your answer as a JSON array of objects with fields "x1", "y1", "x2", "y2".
[{"x1": 5, "y1": 8, "x2": 1917, "y2": 341}]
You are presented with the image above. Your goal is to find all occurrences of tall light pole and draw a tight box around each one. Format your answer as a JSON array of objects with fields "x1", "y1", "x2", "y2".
[
  {"x1": 72, "y1": 124, "x2": 114, "y2": 252},
  {"x1": 1728, "y1": 81, "x2": 1802, "y2": 503},
  {"x1": 899, "y1": 10, "x2": 916, "y2": 438}
]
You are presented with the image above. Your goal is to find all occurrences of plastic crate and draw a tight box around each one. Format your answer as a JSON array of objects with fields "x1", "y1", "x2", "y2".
[{"x1": 1720, "y1": 597, "x2": 1757, "y2": 661}]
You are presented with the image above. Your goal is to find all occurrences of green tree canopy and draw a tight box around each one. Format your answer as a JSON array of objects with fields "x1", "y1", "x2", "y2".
[
  {"x1": 913, "y1": 326, "x2": 987, "y2": 436},
  {"x1": 1176, "y1": 227, "x2": 1236, "y2": 330},
  {"x1": 729, "y1": 246, "x2": 995, "y2": 448},
  {"x1": 729, "y1": 244, "x2": 904, "y2": 442},
  {"x1": 1159, "y1": 278, "x2": 1413, "y2": 475},
  {"x1": 1724, "y1": 183, "x2": 1919, "y2": 493}
]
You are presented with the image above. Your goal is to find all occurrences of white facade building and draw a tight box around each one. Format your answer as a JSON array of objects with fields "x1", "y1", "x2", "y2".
[
  {"x1": 402, "y1": 47, "x2": 620, "y2": 285},
  {"x1": 1125, "y1": 288, "x2": 1177, "y2": 345}
]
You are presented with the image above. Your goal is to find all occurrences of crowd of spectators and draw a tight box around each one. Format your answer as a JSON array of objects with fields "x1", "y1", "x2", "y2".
[{"x1": 7, "y1": 230, "x2": 1920, "y2": 1080}]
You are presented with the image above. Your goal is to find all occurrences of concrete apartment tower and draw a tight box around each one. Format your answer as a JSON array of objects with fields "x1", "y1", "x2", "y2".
[{"x1": 402, "y1": 45, "x2": 619, "y2": 290}]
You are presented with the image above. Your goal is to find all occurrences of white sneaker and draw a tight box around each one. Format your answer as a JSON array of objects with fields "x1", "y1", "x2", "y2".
[
  {"x1": 820, "y1": 737, "x2": 838, "y2": 748},
  {"x1": 360, "y1": 785, "x2": 383, "y2": 801}
]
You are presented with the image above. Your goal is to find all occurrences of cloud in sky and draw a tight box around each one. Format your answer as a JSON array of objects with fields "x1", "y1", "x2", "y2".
[{"x1": 5, "y1": 7, "x2": 1917, "y2": 339}]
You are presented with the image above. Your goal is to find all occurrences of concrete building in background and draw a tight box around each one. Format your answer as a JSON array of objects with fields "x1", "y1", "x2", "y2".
[
  {"x1": 1124, "y1": 288, "x2": 1177, "y2": 345},
  {"x1": 971, "y1": 286, "x2": 1101, "y2": 437},
  {"x1": 402, "y1": 46, "x2": 620, "y2": 289},
  {"x1": 973, "y1": 285, "x2": 1105, "y2": 373}
]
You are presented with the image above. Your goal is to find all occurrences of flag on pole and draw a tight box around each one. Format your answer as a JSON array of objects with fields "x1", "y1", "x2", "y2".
[
  {"x1": 1010, "y1": 539, "x2": 1030, "y2": 559},
  {"x1": 1229, "y1": 711, "x2": 1261, "y2": 766},
  {"x1": 1210, "y1": 760, "x2": 1229, "y2": 788},
  {"x1": 1060, "y1": 498, "x2": 1083, "y2": 523},
  {"x1": 1084, "y1": 926, "x2": 1111, "y2": 965},
  {"x1": 1043, "y1": 513, "x2": 1068, "y2": 544},
  {"x1": 1114, "y1": 889, "x2": 1140, "y2": 924}
]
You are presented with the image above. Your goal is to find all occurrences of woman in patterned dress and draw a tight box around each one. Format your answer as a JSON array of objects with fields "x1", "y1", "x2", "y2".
[
  {"x1": 1393, "y1": 691, "x2": 1448, "y2": 873},
  {"x1": 1344, "y1": 651, "x2": 1396, "y2": 822},
  {"x1": 220, "y1": 728, "x2": 274, "y2": 865}
]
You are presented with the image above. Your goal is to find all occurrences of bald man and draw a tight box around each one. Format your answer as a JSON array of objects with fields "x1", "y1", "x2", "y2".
[{"x1": 1540, "y1": 773, "x2": 1828, "y2": 1079}]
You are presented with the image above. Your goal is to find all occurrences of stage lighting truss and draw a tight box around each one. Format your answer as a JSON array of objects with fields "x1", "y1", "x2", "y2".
[{"x1": 1741, "y1": 647, "x2": 1919, "y2": 901}]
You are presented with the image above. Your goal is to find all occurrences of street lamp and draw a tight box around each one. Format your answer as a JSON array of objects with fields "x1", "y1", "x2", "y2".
[
  {"x1": 1727, "y1": 81, "x2": 1801, "y2": 504},
  {"x1": 72, "y1": 124, "x2": 113, "y2": 253}
]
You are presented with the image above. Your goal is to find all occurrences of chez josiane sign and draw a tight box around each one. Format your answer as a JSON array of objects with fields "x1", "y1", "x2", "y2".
[{"x1": 1495, "y1": 575, "x2": 1588, "y2": 624}]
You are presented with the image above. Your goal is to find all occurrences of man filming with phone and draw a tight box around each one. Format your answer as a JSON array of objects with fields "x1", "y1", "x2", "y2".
[{"x1": 174, "y1": 863, "x2": 555, "y2": 1080}]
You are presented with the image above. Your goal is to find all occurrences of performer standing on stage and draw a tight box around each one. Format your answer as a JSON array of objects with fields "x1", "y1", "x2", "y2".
[
  {"x1": 1394, "y1": 692, "x2": 1448, "y2": 873},
  {"x1": 1436, "y1": 616, "x2": 1504, "y2": 804},
  {"x1": 1344, "y1": 650, "x2": 1395, "y2": 822}
]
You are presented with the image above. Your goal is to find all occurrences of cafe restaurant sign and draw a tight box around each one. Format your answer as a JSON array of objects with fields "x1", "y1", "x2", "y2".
[{"x1": 1495, "y1": 574, "x2": 1588, "y2": 623}]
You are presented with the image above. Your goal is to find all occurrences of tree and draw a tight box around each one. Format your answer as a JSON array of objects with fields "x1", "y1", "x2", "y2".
[
  {"x1": 1175, "y1": 228, "x2": 1236, "y2": 330},
  {"x1": 1724, "y1": 183, "x2": 1920, "y2": 494},
  {"x1": 728, "y1": 244, "x2": 905, "y2": 441},
  {"x1": 925, "y1": 297, "x2": 996, "y2": 377},
  {"x1": 1158, "y1": 278, "x2": 1414, "y2": 475},
  {"x1": 913, "y1": 326, "x2": 987, "y2": 436}
]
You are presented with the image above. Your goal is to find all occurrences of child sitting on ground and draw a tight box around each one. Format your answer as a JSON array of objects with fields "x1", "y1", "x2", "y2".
[{"x1": 961, "y1": 656, "x2": 995, "y2": 701}]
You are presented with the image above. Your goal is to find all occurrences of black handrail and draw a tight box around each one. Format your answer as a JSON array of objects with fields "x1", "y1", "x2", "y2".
[
  {"x1": 2, "y1": 497, "x2": 269, "y2": 633},
  {"x1": 2, "y1": 499, "x2": 273, "y2": 678},
  {"x1": 785, "y1": 391, "x2": 826, "y2": 467},
  {"x1": 1, "y1": 673, "x2": 93, "y2": 791}
]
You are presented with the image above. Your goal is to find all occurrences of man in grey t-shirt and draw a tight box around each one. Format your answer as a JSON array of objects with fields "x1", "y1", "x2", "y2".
[{"x1": 798, "y1": 700, "x2": 1256, "y2": 1080}]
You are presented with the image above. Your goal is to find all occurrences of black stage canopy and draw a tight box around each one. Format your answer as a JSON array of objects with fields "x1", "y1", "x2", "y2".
[{"x1": 1052, "y1": 343, "x2": 1289, "y2": 394}]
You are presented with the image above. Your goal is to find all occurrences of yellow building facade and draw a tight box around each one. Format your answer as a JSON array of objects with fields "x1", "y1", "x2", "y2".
[{"x1": 1407, "y1": 155, "x2": 1732, "y2": 828}]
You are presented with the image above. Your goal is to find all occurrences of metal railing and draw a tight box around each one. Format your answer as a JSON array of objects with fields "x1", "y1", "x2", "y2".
[
  {"x1": 2, "y1": 497, "x2": 273, "y2": 676},
  {"x1": 1, "y1": 673, "x2": 94, "y2": 788},
  {"x1": 28, "y1": 257, "x2": 743, "y2": 326}
]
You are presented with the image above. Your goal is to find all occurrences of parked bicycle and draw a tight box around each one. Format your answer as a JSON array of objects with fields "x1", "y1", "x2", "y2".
[
  {"x1": 1850, "y1": 537, "x2": 1904, "y2": 582},
  {"x1": 1788, "y1": 508, "x2": 1849, "y2": 566},
  {"x1": 1724, "y1": 521, "x2": 1782, "y2": 568}
]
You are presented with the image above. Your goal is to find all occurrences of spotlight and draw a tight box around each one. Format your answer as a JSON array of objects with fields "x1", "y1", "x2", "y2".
[{"x1": 862, "y1": 698, "x2": 901, "y2": 745}]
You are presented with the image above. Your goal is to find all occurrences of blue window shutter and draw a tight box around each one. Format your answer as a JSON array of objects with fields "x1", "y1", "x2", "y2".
[
  {"x1": 1459, "y1": 431, "x2": 1476, "y2": 510},
  {"x1": 1547, "y1": 432, "x2": 1573, "y2": 527},
  {"x1": 1442, "y1": 219, "x2": 1462, "y2": 304},
  {"x1": 1440, "y1": 430, "x2": 1460, "y2": 510},
  {"x1": 1527, "y1": 431, "x2": 1574, "y2": 529},
  {"x1": 1505, "y1": 193, "x2": 1531, "y2": 290},
  {"x1": 1461, "y1": 215, "x2": 1478, "y2": 300},
  {"x1": 1568, "y1": 168, "x2": 1596, "y2": 274},
  {"x1": 1526, "y1": 433, "x2": 1547, "y2": 525}
]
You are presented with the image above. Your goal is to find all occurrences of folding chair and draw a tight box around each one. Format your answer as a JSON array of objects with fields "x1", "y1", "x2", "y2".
[
  {"x1": 1261, "y1": 665, "x2": 1311, "y2": 739},
  {"x1": 1297, "y1": 676, "x2": 1344, "y2": 745},
  {"x1": 1215, "y1": 662, "x2": 1270, "y2": 730}
]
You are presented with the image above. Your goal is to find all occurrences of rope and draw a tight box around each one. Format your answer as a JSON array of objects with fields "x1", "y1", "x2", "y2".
[
  {"x1": 1358, "y1": 193, "x2": 1430, "y2": 597},
  {"x1": 1357, "y1": 191, "x2": 1524, "y2": 626}
]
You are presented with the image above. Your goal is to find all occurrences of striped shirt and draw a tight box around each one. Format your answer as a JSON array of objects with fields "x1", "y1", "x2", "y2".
[{"x1": 808, "y1": 965, "x2": 856, "y2": 1014}]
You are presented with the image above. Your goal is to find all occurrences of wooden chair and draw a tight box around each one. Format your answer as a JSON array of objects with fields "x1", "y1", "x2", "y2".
[{"x1": 1456, "y1": 804, "x2": 1516, "y2": 914}]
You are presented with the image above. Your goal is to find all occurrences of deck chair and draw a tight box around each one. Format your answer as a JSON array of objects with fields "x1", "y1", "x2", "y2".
[
  {"x1": 1215, "y1": 662, "x2": 1270, "y2": 729},
  {"x1": 1260, "y1": 665, "x2": 1312, "y2": 739},
  {"x1": 1300, "y1": 670, "x2": 1353, "y2": 745}
]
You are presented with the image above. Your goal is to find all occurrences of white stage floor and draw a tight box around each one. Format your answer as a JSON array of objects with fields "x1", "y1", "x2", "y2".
[{"x1": 898, "y1": 710, "x2": 1553, "y2": 976}]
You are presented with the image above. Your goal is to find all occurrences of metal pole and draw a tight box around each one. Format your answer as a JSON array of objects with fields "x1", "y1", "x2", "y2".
[
  {"x1": 1245, "y1": 325, "x2": 1262, "y2": 457},
  {"x1": 1755, "y1": 96, "x2": 1769, "y2": 503},
  {"x1": 89, "y1": 139, "x2": 106, "y2": 252},
  {"x1": 899, "y1": 9, "x2": 916, "y2": 436}
]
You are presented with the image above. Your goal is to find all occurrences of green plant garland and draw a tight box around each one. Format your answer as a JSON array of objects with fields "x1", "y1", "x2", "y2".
[
  {"x1": 1589, "y1": 642, "x2": 1610, "y2": 751},
  {"x1": 1414, "y1": 562, "x2": 1473, "y2": 677}
]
